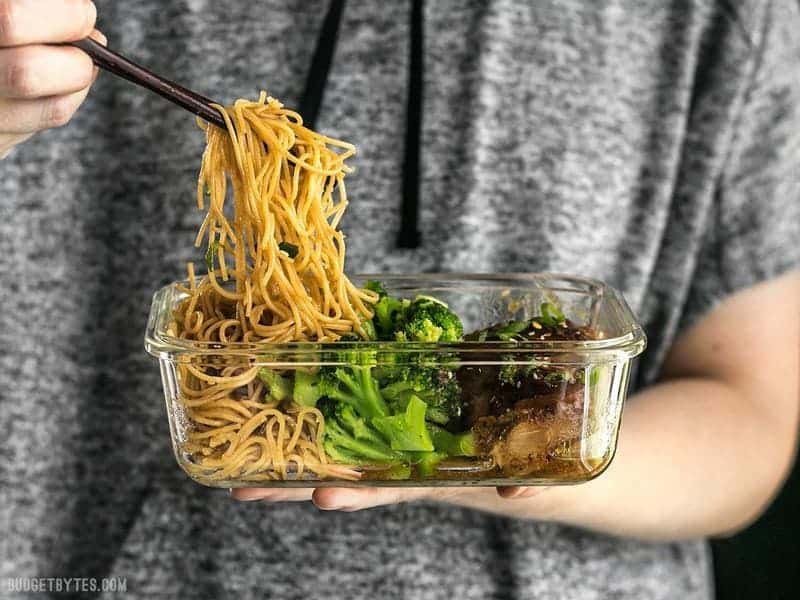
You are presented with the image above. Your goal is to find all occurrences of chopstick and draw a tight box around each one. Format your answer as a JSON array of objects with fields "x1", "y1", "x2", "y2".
[{"x1": 68, "y1": 37, "x2": 227, "y2": 129}]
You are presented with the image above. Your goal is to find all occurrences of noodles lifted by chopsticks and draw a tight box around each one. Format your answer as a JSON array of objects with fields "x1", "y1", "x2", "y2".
[
  {"x1": 170, "y1": 92, "x2": 375, "y2": 482},
  {"x1": 177, "y1": 91, "x2": 376, "y2": 344}
]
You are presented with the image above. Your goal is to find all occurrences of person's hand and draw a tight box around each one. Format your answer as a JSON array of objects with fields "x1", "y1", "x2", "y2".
[
  {"x1": 231, "y1": 485, "x2": 545, "y2": 513},
  {"x1": 0, "y1": 0, "x2": 103, "y2": 158}
]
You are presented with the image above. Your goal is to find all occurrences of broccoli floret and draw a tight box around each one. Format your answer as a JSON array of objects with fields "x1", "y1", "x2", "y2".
[
  {"x1": 364, "y1": 280, "x2": 411, "y2": 340},
  {"x1": 373, "y1": 296, "x2": 410, "y2": 340},
  {"x1": 336, "y1": 402, "x2": 387, "y2": 447},
  {"x1": 258, "y1": 368, "x2": 293, "y2": 402},
  {"x1": 320, "y1": 399, "x2": 402, "y2": 464},
  {"x1": 320, "y1": 442, "x2": 366, "y2": 465},
  {"x1": 372, "y1": 395, "x2": 434, "y2": 452},
  {"x1": 338, "y1": 319, "x2": 378, "y2": 341},
  {"x1": 381, "y1": 367, "x2": 461, "y2": 425},
  {"x1": 291, "y1": 350, "x2": 389, "y2": 418},
  {"x1": 398, "y1": 297, "x2": 463, "y2": 343},
  {"x1": 364, "y1": 280, "x2": 387, "y2": 296},
  {"x1": 325, "y1": 351, "x2": 389, "y2": 419},
  {"x1": 409, "y1": 425, "x2": 476, "y2": 476},
  {"x1": 292, "y1": 369, "x2": 323, "y2": 407},
  {"x1": 364, "y1": 282, "x2": 463, "y2": 344},
  {"x1": 426, "y1": 423, "x2": 476, "y2": 456},
  {"x1": 383, "y1": 463, "x2": 413, "y2": 479},
  {"x1": 413, "y1": 451, "x2": 449, "y2": 477},
  {"x1": 360, "y1": 318, "x2": 377, "y2": 341}
]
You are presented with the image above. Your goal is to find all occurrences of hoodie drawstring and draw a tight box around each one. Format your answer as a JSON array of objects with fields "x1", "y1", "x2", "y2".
[
  {"x1": 301, "y1": 0, "x2": 423, "y2": 249},
  {"x1": 299, "y1": 0, "x2": 346, "y2": 130},
  {"x1": 397, "y1": 0, "x2": 424, "y2": 248}
]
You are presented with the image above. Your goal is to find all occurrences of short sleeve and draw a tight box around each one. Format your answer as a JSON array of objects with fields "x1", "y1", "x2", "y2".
[{"x1": 680, "y1": 0, "x2": 800, "y2": 333}]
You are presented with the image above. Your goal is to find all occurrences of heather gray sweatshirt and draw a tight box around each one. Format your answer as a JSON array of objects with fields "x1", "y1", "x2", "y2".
[{"x1": 2, "y1": 1, "x2": 799, "y2": 599}]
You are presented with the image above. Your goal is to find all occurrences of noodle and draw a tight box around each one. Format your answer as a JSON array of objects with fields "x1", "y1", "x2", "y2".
[{"x1": 171, "y1": 93, "x2": 376, "y2": 482}]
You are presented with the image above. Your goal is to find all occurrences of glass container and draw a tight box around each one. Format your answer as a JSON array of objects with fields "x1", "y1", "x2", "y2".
[{"x1": 145, "y1": 274, "x2": 646, "y2": 487}]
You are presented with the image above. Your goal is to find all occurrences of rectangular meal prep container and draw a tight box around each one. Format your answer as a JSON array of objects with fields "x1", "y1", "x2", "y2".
[{"x1": 144, "y1": 273, "x2": 646, "y2": 488}]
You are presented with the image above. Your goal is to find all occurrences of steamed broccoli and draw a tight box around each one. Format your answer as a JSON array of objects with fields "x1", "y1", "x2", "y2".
[
  {"x1": 360, "y1": 318, "x2": 378, "y2": 341},
  {"x1": 364, "y1": 280, "x2": 387, "y2": 296},
  {"x1": 287, "y1": 282, "x2": 475, "y2": 476},
  {"x1": 335, "y1": 402, "x2": 387, "y2": 445},
  {"x1": 292, "y1": 369, "x2": 324, "y2": 407},
  {"x1": 257, "y1": 368, "x2": 293, "y2": 401},
  {"x1": 413, "y1": 451, "x2": 450, "y2": 477},
  {"x1": 370, "y1": 286, "x2": 411, "y2": 341},
  {"x1": 319, "y1": 395, "x2": 434, "y2": 464},
  {"x1": 325, "y1": 351, "x2": 389, "y2": 418},
  {"x1": 372, "y1": 395, "x2": 434, "y2": 452},
  {"x1": 397, "y1": 297, "x2": 463, "y2": 343},
  {"x1": 405, "y1": 425, "x2": 476, "y2": 477},
  {"x1": 426, "y1": 423, "x2": 476, "y2": 456},
  {"x1": 380, "y1": 367, "x2": 461, "y2": 425},
  {"x1": 319, "y1": 399, "x2": 403, "y2": 464},
  {"x1": 291, "y1": 351, "x2": 389, "y2": 418}
]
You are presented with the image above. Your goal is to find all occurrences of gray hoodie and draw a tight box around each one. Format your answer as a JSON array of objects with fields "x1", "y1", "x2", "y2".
[{"x1": 2, "y1": 1, "x2": 798, "y2": 598}]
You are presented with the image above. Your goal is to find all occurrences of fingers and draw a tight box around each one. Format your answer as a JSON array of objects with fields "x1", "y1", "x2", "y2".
[
  {"x1": 0, "y1": 6, "x2": 105, "y2": 156},
  {"x1": 231, "y1": 488, "x2": 314, "y2": 503},
  {"x1": 0, "y1": 130, "x2": 28, "y2": 156},
  {"x1": 230, "y1": 486, "x2": 436, "y2": 509},
  {"x1": 230, "y1": 485, "x2": 549, "y2": 512},
  {"x1": 0, "y1": 26, "x2": 104, "y2": 141},
  {"x1": 0, "y1": 45, "x2": 94, "y2": 98},
  {"x1": 496, "y1": 486, "x2": 545, "y2": 499},
  {"x1": 232, "y1": 486, "x2": 466, "y2": 511},
  {"x1": 0, "y1": 84, "x2": 91, "y2": 133},
  {"x1": 0, "y1": 0, "x2": 96, "y2": 47},
  {"x1": 313, "y1": 487, "x2": 432, "y2": 511}
]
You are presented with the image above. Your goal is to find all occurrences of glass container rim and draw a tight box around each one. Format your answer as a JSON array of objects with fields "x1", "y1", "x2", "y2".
[{"x1": 144, "y1": 272, "x2": 647, "y2": 359}]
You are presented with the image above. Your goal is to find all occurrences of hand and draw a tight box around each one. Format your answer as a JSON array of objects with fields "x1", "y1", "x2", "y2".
[
  {"x1": 231, "y1": 485, "x2": 546, "y2": 513},
  {"x1": 0, "y1": 0, "x2": 103, "y2": 158}
]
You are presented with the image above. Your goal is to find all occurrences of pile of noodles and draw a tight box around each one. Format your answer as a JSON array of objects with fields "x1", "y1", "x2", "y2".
[{"x1": 169, "y1": 93, "x2": 376, "y2": 481}]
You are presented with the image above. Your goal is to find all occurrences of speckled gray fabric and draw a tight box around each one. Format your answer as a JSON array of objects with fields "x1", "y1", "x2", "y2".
[{"x1": 1, "y1": 1, "x2": 799, "y2": 599}]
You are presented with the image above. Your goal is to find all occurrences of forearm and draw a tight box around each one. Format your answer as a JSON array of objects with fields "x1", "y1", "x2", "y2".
[{"x1": 449, "y1": 377, "x2": 797, "y2": 541}]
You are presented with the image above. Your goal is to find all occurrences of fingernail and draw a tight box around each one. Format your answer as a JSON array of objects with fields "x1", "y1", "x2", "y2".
[
  {"x1": 93, "y1": 29, "x2": 107, "y2": 45},
  {"x1": 314, "y1": 496, "x2": 346, "y2": 510},
  {"x1": 313, "y1": 489, "x2": 356, "y2": 510},
  {"x1": 498, "y1": 487, "x2": 523, "y2": 499},
  {"x1": 231, "y1": 489, "x2": 271, "y2": 502}
]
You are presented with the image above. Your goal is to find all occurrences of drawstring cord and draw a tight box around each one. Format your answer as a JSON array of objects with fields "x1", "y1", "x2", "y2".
[
  {"x1": 397, "y1": 0, "x2": 424, "y2": 248},
  {"x1": 300, "y1": 0, "x2": 423, "y2": 249},
  {"x1": 299, "y1": 0, "x2": 346, "y2": 130}
]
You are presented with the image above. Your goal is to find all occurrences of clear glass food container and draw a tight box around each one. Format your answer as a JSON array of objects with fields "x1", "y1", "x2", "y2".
[{"x1": 145, "y1": 274, "x2": 646, "y2": 488}]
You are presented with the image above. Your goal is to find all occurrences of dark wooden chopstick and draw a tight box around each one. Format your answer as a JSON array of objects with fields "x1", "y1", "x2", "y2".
[{"x1": 68, "y1": 37, "x2": 226, "y2": 129}]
